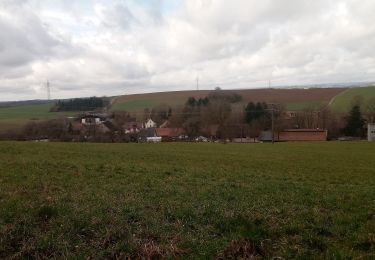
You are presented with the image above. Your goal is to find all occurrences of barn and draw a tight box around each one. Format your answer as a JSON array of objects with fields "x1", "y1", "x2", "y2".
[{"x1": 278, "y1": 129, "x2": 327, "y2": 141}]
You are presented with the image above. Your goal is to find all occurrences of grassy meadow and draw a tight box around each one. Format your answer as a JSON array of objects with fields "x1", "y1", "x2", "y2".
[
  {"x1": 111, "y1": 88, "x2": 346, "y2": 114},
  {"x1": 1, "y1": 142, "x2": 375, "y2": 258},
  {"x1": 0, "y1": 104, "x2": 78, "y2": 133},
  {"x1": 330, "y1": 86, "x2": 375, "y2": 112}
]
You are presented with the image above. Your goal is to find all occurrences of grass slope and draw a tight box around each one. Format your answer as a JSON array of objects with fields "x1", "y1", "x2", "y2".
[
  {"x1": 1, "y1": 142, "x2": 375, "y2": 258},
  {"x1": 330, "y1": 86, "x2": 375, "y2": 112},
  {"x1": 0, "y1": 103, "x2": 77, "y2": 133},
  {"x1": 113, "y1": 88, "x2": 347, "y2": 112}
]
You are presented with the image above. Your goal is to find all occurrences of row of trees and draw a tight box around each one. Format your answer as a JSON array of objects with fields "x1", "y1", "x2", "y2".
[{"x1": 51, "y1": 97, "x2": 108, "y2": 112}]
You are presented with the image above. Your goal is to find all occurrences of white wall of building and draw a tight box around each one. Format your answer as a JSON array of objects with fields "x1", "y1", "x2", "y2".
[
  {"x1": 147, "y1": 137, "x2": 162, "y2": 143},
  {"x1": 145, "y1": 119, "x2": 157, "y2": 128},
  {"x1": 81, "y1": 117, "x2": 102, "y2": 125},
  {"x1": 369, "y1": 124, "x2": 375, "y2": 142}
]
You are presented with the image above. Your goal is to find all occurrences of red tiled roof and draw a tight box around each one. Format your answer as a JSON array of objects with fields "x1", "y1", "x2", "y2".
[
  {"x1": 123, "y1": 122, "x2": 143, "y2": 130},
  {"x1": 155, "y1": 128, "x2": 184, "y2": 137},
  {"x1": 283, "y1": 129, "x2": 326, "y2": 132}
]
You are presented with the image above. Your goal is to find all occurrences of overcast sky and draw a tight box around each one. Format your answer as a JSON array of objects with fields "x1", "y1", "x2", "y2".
[{"x1": 1, "y1": 0, "x2": 375, "y2": 101}]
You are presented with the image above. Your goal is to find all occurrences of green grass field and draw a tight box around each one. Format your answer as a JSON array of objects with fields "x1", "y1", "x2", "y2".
[
  {"x1": 1, "y1": 142, "x2": 375, "y2": 258},
  {"x1": 111, "y1": 88, "x2": 346, "y2": 113},
  {"x1": 330, "y1": 86, "x2": 375, "y2": 112},
  {"x1": 114, "y1": 99, "x2": 323, "y2": 112},
  {"x1": 0, "y1": 104, "x2": 78, "y2": 133}
]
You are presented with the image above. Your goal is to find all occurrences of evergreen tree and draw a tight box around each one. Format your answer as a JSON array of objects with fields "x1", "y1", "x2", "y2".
[
  {"x1": 186, "y1": 97, "x2": 197, "y2": 107},
  {"x1": 344, "y1": 105, "x2": 365, "y2": 137},
  {"x1": 245, "y1": 102, "x2": 268, "y2": 124},
  {"x1": 245, "y1": 102, "x2": 256, "y2": 123},
  {"x1": 53, "y1": 97, "x2": 107, "y2": 112}
]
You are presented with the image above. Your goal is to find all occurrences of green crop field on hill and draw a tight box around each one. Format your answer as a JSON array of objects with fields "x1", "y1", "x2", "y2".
[
  {"x1": 330, "y1": 86, "x2": 375, "y2": 112},
  {"x1": 112, "y1": 88, "x2": 346, "y2": 113},
  {"x1": 0, "y1": 103, "x2": 77, "y2": 133},
  {"x1": 0, "y1": 103, "x2": 54, "y2": 120},
  {"x1": 1, "y1": 141, "x2": 375, "y2": 258}
]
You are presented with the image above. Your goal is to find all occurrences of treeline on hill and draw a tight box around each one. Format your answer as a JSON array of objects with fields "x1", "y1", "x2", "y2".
[
  {"x1": 51, "y1": 97, "x2": 108, "y2": 112},
  {"x1": 2, "y1": 90, "x2": 375, "y2": 142}
]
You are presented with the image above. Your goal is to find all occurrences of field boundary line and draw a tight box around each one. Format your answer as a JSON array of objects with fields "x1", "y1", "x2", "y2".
[{"x1": 328, "y1": 88, "x2": 351, "y2": 107}]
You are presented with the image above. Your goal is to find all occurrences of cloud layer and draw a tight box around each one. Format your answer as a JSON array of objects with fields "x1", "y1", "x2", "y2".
[{"x1": 1, "y1": 0, "x2": 375, "y2": 101}]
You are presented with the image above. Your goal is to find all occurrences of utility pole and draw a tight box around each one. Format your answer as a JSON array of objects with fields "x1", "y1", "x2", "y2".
[
  {"x1": 46, "y1": 80, "x2": 51, "y2": 100},
  {"x1": 196, "y1": 76, "x2": 199, "y2": 91},
  {"x1": 241, "y1": 124, "x2": 244, "y2": 143},
  {"x1": 266, "y1": 103, "x2": 278, "y2": 144},
  {"x1": 271, "y1": 107, "x2": 275, "y2": 144}
]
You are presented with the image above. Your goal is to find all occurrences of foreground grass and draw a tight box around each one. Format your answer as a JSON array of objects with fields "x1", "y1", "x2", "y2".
[{"x1": 1, "y1": 142, "x2": 375, "y2": 258}]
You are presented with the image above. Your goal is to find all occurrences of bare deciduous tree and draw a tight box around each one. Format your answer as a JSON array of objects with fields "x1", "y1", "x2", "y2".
[{"x1": 364, "y1": 97, "x2": 375, "y2": 123}]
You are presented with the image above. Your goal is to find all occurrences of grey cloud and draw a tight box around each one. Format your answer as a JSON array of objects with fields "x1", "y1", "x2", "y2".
[
  {"x1": 1, "y1": 0, "x2": 375, "y2": 101},
  {"x1": 0, "y1": 5, "x2": 62, "y2": 74},
  {"x1": 99, "y1": 3, "x2": 137, "y2": 30},
  {"x1": 97, "y1": 0, "x2": 166, "y2": 31}
]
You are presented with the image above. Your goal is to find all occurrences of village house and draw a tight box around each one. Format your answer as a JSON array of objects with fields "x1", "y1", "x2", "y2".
[
  {"x1": 80, "y1": 114, "x2": 107, "y2": 126},
  {"x1": 144, "y1": 118, "x2": 157, "y2": 128},
  {"x1": 278, "y1": 129, "x2": 327, "y2": 141},
  {"x1": 259, "y1": 129, "x2": 328, "y2": 142},
  {"x1": 155, "y1": 128, "x2": 184, "y2": 141},
  {"x1": 70, "y1": 114, "x2": 115, "y2": 140},
  {"x1": 123, "y1": 122, "x2": 144, "y2": 134}
]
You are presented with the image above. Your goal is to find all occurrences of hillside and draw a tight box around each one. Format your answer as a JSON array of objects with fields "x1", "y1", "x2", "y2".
[
  {"x1": 0, "y1": 103, "x2": 76, "y2": 133},
  {"x1": 330, "y1": 86, "x2": 375, "y2": 112},
  {"x1": 112, "y1": 88, "x2": 348, "y2": 112},
  {"x1": 1, "y1": 87, "x2": 369, "y2": 133}
]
